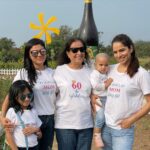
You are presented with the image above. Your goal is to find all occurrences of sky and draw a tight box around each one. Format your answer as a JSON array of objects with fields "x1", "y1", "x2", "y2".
[{"x1": 0, "y1": 0, "x2": 150, "y2": 47}]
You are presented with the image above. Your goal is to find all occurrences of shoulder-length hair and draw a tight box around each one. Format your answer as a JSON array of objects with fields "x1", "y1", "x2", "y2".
[
  {"x1": 57, "y1": 37, "x2": 90, "y2": 65},
  {"x1": 9, "y1": 80, "x2": 34, "y2": 113}
]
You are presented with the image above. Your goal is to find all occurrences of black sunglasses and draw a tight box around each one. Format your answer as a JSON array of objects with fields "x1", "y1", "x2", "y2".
[
  {"x1": 70, "y1": 47, "x2": 86, "y2": 53},
  {"x1": 30, "y1": 49, "x2": 46, "y2": 57},
  {"x1": 19, "y1": 93, "x2": 33, "y2": 101}
]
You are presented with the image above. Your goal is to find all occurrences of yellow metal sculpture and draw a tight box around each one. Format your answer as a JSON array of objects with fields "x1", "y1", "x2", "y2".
[{"x1": 30, "y1": 13, "x2": 60, "y2": 44}]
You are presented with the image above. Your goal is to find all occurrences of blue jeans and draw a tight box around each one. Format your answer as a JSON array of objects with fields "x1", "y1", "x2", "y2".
[
  {"x1": 101, "y1": 125, "x2": 134, "y2": 150},
  {"x1": 56, "y1": 128, "x2": 93, "y2": 150},
  {"x1": 95, "y1": 97, "x2": 106, "y2": 128},
  {"x1": 38, "y1": 115, "x2": 54, "y2": 150}
]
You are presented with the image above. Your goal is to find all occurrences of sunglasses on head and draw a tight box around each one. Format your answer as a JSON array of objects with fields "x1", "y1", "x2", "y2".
[
  {"x1": 70, "y1": 47, "x2": 86, "y2": 53},
  {"x1": 19, "y1": 93, "x2": 33, "y2": 101},
  {"x1": 30, "y1": 49, "x2": 46, "y2": 57}
]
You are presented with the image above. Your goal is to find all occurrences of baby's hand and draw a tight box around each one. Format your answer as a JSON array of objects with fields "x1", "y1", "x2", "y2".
[
  {"x1": 107, "y1": 78, "x2": 113, "y2": 83},
  {"x1": 104, "y1": 78, "x2": 113, "y2": 89}
]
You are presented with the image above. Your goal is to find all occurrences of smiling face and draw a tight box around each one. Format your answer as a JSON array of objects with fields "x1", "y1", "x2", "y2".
[
  {"x1": 66, "y1": 40, "x2": 86, "y2": 67},
  {"x1": 112, "y1": 42, "x2": 133, "y2": 65},
  {"x1": 29, "y1": 44, "x2": 46, "y2": 69}
]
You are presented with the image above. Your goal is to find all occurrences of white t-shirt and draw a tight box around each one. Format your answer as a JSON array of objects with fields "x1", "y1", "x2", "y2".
[
  {"x1": 54, "y1": 64, "x2": 94, "y2": 129},
  {"x1": 13, "y1": 68, "x2": 57, "y2": 115},
  {"x1": 90, "y1": 69, "x2": 107, "y2": 97},
  {"x1": 6, "y1": 108, "x2": 42, "y2": 147},
  {"x1": 105, "y1": 64, "x2": 150, "y2": 129}
]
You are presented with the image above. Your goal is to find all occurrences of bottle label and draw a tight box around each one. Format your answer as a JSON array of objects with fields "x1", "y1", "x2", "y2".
[
  {"x1": 86, "y1": 46, "x2": 98, "y2": 59},
  {"x1": 84, "y1": 0, "x2": 92, "y2": 3}
]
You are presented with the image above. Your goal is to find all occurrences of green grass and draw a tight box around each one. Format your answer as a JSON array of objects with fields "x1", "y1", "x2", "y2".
[
  {"x1": 139, "y1": 57, "x2": 150, "y2": 69},
  {"x1": 0, "y1": 78, "x2": 12, "y2": 107}
]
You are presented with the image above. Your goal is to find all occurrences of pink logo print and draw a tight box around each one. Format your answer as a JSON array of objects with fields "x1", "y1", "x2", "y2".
[{"x1": 72, "y1": 80, "x2": 82, "y2": 89}]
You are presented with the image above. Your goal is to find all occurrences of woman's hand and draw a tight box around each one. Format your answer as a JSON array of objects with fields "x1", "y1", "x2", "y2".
[
  {"x1": 119, "y1": 117, "x2": 133, "y2": 129},
  {"x1": 36, "y1": 130, "x2": 42, "y2": 139},
  {"x1": 119, "y1": 94, "x2": 150, "y2": 129},
  {"x1": 90, "y1": 94, "x2": 101, "y2": 112},
  {"x1": 1, "y1": 117, "x2": 15, "y2": 131}
]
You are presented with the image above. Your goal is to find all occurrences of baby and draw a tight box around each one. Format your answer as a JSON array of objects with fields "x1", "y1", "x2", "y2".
[{"x1": 90, "y1": 53, "x2": 113, "y2": 148}]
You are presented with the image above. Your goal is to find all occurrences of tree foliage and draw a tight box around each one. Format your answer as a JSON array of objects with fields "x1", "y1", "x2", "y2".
[
  {"x1": 0, "y1": 26, "x2": 150, "y2": 69},
  {"x1": 46, "y1": 25, "x2": 80, "y2": 61},
  {"x1": 0, "y1": 37, "x2": 16, "y2": 51},
  {"x1": 134, "y1": 40, "x2": 150, "y2": 58},
  {"x1": 0, "y1": 37, "x2": 23, "y2": 62}
]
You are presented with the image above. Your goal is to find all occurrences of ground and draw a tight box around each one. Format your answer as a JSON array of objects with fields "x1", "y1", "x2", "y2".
[
  {"x1": 133, "y1": 115, "x2": 150, "y2": 150},
  {"x1": 52, "y1": 115, "x2": 150, "y2": 150},
  {"x1": 0, "y1": 115, "x2": 149, "y2": 149}
]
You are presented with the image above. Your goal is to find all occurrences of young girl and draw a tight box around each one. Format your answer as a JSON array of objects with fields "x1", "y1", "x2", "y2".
[{"x1": 5, "y1": 80, "x2": 42, "y2": 150}]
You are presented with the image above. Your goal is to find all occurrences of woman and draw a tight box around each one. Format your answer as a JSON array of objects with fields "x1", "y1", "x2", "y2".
[
  {"x1": 54, "y1": 37, "x2": 93, "y2": 150},
  {"x1": 101, "y1": 34, "x2": 150, "y2": 150},
  {"x1": 1, "y1": 38, "x2": 57, "y2": 150}
]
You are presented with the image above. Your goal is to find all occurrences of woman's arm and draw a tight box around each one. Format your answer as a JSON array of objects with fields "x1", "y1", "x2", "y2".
[
  {"x1": 120, "y1": 94, "x2": 150, "y2": 128},
  {"x1": 1, "y1": 95, "x2": 14, "y2": 129},
  {"x1": 5, "y1": 130, "x2": 18, "y2": 150},
  {"x1": 1, "y1": 95, "x2": 9, "y2": 117},
  {"x1": 90, "y1": 94, "x2": 101, "y2": 112}
]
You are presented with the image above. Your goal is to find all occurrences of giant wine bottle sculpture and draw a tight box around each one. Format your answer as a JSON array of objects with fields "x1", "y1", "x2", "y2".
[{"x1": 78, "y1": 0, "x2": 99, "y2": 58}]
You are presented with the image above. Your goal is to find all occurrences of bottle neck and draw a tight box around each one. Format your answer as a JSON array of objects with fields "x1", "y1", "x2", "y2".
[
  {"x1": 84, "y1": 0, "x2": 92, "y2": 3},
  {"x1": 83, "y1": 1, "x2": 94, "y2": 23},
  {"x1": 78, "y1": 0, "x2": 98, "y2": 46}
]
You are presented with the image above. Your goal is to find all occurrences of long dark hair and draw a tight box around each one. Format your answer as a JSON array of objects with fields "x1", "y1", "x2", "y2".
[
  {"x1": 57, "y1": 37, "x2": 90, "y2": 65},
  {"x1": 9, "y1": 80, "x2": 34, "y2": 113},
  {"x1": 111, "y1": 34, "x2": 139, "y2": 77},
  {"x1": 24, "y1": 38, "x2": 48, "y2": 86}
]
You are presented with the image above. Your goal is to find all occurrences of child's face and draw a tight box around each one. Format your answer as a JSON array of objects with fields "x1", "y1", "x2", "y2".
[
  {"x1": 95, "y1": 56, "x2": 109, "y2": 74},
  {"x1": 17, "y1": 88, "x2": 33, "y2": 109}
]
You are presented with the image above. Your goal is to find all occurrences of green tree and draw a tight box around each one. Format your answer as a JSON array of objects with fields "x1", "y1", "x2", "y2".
[
  {"x1": 135, "y1": 41, "x2": 150, "y2": 57},
  {"x1": 0, "y1": 37, "x2": 16, "y2": 51},
  {"x1": 57, "y1": 25, "x2": 73, "y2": 41},
  {"x1": 46, "y1": 25, "x2": 76, "y2": 61},
  {"x1": 47, "y1": 39, "x2": 64, "y2": 61},
  {"x1": 0, "y1": 48, "x2": 22, "y2": 62}
]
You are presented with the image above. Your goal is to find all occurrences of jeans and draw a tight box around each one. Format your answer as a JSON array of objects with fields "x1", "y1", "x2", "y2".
[
  {"x1": 95, "y1": 97, "x2": 106, "y2": 128},
  {"x1": 56, "y1": 128, "x2": 93, "y2": 150},
  {"x1": 38, "y1": 115, "x2": 54, "y2": 150},
  {"x1": 101, "y1": 125, "x2": 135, "y2": 150}
]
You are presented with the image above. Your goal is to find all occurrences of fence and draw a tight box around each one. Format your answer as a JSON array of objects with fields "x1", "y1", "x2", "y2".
[
  {"x1": 0, "y1": 69, "x2": 20, "y2": 79},
  {"x1": 0, "y1": 69, "x2": 20, "y2": 75},
  {"x1": 0, "y1": 69, "x2": 150, "y2": 76}
]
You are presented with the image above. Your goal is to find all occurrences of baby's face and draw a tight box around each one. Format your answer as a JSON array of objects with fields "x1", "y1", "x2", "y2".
[{"x1": 95, "y1": 56, "x2": 109, "y2": 74}]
